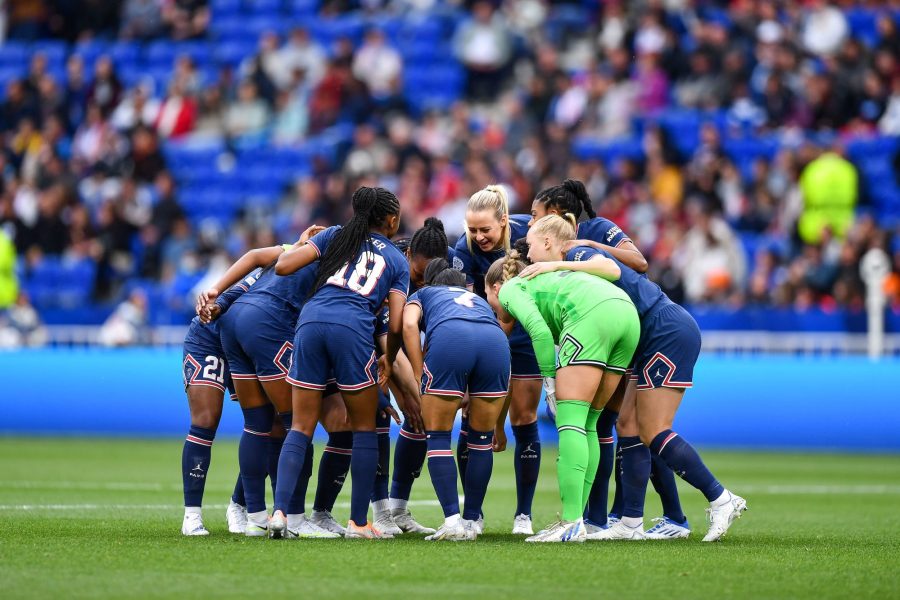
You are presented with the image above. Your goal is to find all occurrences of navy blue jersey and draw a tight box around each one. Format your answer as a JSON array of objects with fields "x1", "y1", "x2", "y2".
[
  {"x1": 407, "y1": 285, "x2": 500, "y2": 341},
  {"x1": 214, "y1": 267, "x2": 264, "y2": 314},
  {"x1": 233, "y1": 262, "x2": 318, "y2": 326},
  {"x1": 301, "y1": 226, "x2": 410, "y2": 332},
  {"x1": 577, "y1": 217, "x2": 630, "y2": 248},
  {"x1": 566, "y1": 245, "x2": 671, "y2": 319},
  {"x1": 453, "y1": 214, "x2": 531, "y2": 290}
]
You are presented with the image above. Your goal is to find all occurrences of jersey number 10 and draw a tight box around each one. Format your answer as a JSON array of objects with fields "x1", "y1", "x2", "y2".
[{"x1": 327, "y1": 253, "x2": 387, "y2": 296}]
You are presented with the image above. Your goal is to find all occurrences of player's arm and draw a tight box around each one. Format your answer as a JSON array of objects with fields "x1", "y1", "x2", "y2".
[
  {"x1": 601, "y1": 240, "x2": 647, "y2": 273},
  {"x1": 400, "y1": 301, "x2": 424, "y2": 383},
  {"x1": 198, "y1": 246, "x2": 284, "y2": 310},
  {"x1": 563, "y1": 238, "x2": 647, "y2": 273},
  {"x1": 499, "y1": 282, "x2": 556, "y2": 378},
  {"x1": 201, "y1": 268, "x2": 263, "y2": 322},
  {"x1": 519, "y1": 256, "x2": 620, "y2": 282}
]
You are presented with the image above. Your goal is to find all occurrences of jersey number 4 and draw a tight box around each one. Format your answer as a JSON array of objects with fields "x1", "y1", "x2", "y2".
[{"x1": 327, "y1": 253, "x2": 387, "y2": 296}]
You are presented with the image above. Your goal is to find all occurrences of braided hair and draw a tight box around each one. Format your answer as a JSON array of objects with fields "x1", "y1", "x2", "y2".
[
  {"x1": 534, "y1": 178, "x2": 597, "y2": 221},
  {"x1": 423, "y1": 257, "x2": 466, "y2": 287},
  {"x1": 311, "y1": 186, "x2": 401, "y2": 295},
  {"x1": 485, "y1": 249, "x2": 527, "y2": 287},
  {"x1": 409, "y1": 217, "x2": 448, "y2": 260}
]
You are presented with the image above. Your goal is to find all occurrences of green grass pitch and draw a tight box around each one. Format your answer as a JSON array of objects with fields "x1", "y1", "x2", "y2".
[{"x1": 1, "y1": 437, "x2": 898, "y2": 599}]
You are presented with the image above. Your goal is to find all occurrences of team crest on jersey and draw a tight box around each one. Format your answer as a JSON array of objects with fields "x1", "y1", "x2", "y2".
[
  {"x1": 183, "y1": 356, "x2": 199, "y2": 386},
  {"x1": 452, "y1": 255, "x2": 464, "y2": 271}
]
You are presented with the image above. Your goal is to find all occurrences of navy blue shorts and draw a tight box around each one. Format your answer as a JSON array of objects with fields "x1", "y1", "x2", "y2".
[
  {"x1": 289, "y1": 321, "x2": 377, "y2": 392},
  {"x1": 630, "y1": 303, "x2": 702, "y2": 390},
  {"x1": 422, "y1": 321, "x2": 510, "y2": 399},
  {"x1": 183, "y1": 320, "x2": 235, "y2": 399},
  {"x1": 509, "y1": 323, "x2": 541, "y2": 380},
  {"x1": 218, "y1": 303, "x2": 293, "y2": 382}
]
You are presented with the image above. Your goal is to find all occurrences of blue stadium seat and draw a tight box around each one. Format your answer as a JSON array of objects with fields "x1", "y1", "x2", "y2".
[
  {"x1": 286, "y1": 0, "x2": 319, "y2": 17},
  {"x1": 30, "y1": 41, "x2": 68, "y2": 65},
  {"x1": 249, "y1": 0, "x2": 282, "y2": 15},
  {"x1": 846, "y1": 8, "x2": 879, "y2": 47},
  {"x1": 213, "y1": 40, "x2": 256, "y2": 66},
  {"x1": 210, "y1": 0, "x2": 243, "y2": 15},
  {"x1": 0, "y1": 42, "x2": 30, "y2": 66}
]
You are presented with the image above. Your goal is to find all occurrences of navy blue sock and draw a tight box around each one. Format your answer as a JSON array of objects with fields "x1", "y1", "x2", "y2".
[
  {"x1": 390, "y1": 421, "x2": 426, "y2": 502},
  {"x1": 456, "y1": 417, "x2": 469, "y2": 488},
  {"x1": 313, "y1": 431, "x2": 352, "y2": 512},
  {"x1": 268, "y1": 435, "x2": 284, "y2": 499},
  {"x1": 372, "y1": 413, "x2": 391, "y2": 503},
  {"x1": 619, "y1": 435, "x2": 650, "y2": 519},
  {"x1": 650, "y1": 454, "x2": 686, "y2": 523},
  {"x1": 350, "y1": 431, "x2": 378, "y2": 526},
  {"x1": 273, "y1": 429, "x2": 310, "y2": 514},
  {"x1": 427, "y1": 430, "x2": 459, "y2": 517},
  {"x1": 585, "y1": 409, "x2": 617, "y2": 525},
  {"x1": 238, "y1": 405, "x2": 274, "y2": 513},
  {"x1": 511, "y1": 421, "x2": 540, "y2": 517},
  {"x1": 232, "y1": 473, "x2": 245, "y2": 506},
  {"x1": 650, "y1": 430, "x2": 724, "y2": 502},
  {"x1": 182, "y1": 425, "x2": 215, "y2": 507},
  {"x1": 463, "y1": 428, "x2": 493, "y2": 521},
  {"x1": 610, "y1": 440, "x2": 624, "y2": 518},
  {"x1": 287, "y1": 443, "x2": 313, "y2": 515}
]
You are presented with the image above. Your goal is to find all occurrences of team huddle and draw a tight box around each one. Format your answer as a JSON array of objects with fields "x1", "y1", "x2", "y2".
[{"x1": 179, "y1": 179, "x2": 748, "y2": 543}]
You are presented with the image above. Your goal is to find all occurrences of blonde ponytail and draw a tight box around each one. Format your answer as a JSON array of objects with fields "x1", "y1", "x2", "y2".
[
  {"x1": 485, "y1": 249, "x2": 526, "y2": 287},
  {"x1": 464, "y1": 184, "x2": 511, "y2": 253}
]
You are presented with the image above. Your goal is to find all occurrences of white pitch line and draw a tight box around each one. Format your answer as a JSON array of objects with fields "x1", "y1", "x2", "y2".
[{"x1": 0, "y1": 499, "x2": 446, "y2": 511}]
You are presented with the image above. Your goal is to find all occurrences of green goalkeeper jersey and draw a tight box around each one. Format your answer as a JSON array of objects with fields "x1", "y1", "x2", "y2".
[{"x1": 498, "y1": 270, "x2": 634, "y2": 377}]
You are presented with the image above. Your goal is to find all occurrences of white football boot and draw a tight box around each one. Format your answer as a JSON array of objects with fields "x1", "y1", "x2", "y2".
[
  {"x1": 512, "y1": 513, "x2": 533, "y2": 535},
  {"x1": 226, "y1": 500, "x2": 247, "y2": 534},
  {"x1": 586, "y1": 519, "x2": 646, "y2": 540},
  {"x1": 309, "y1": 509, "x2": 347, "y2": 536},
  {"x1": 181, "y1": 511, "x2": 209, "y2": 536},
  {"x1": 391, "y1": 507, "x2": 436, "y2": 534},
  {"x1": 525, "y1": 519, "x2": 586, "y2": 543},
  {"x1": 644, "y1": 517, "x2": 691, "y2": 540},
  {"x1": 702, "y1": 491, "x2": 748, "y2": 542}
]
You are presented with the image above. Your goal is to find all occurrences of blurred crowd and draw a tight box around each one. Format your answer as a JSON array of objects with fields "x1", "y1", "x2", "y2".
[{"x1": 1, "y1": 0, "x2": 900, "y2": 342}]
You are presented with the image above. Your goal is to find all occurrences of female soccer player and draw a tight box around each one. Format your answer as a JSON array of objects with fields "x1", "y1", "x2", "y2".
[
  {"x1": 272, "y1": 186, "x2": 410, "y2": 539},
  {"x1": 530, "y1": 179, "x2": 686, "y2": 538},
  {"x1": 538, "y1": 220, "x2": 748, "y2": 542},
  {"x1": 200, "y1": 231, "x2": 339, "y2": 539},
  {"x1": 402, "y1": 258, "x2": 510, "y2": 541},
  {"x1": 378, "y1": 220, "x2": 454, "y2": 536},
  {"x1": 484, "y1": 217, "x2": 640, "y2": 543},
  {"x1": 454, "y1": 185, "x2": 543, "y2": 535},
  {"x1": 180, "y1": 270, "x2": 259, "y2": 536}
]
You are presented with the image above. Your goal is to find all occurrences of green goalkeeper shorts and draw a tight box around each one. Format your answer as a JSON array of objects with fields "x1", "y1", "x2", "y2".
[{"x1": 556, "y1": 298, "x2": 640, "y2": 373}]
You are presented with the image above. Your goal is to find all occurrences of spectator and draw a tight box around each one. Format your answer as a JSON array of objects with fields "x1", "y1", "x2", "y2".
[
  {"x1": 98, "y1": 290, "x2": 148, "y2": 347},
  {"x1": 162, "y1": 0, "x2": 210, "y2": 41},
  {"x1": 30, "y1": 184, "x2": 69, "y2": 256},
  {"x1": 87, "y1": 56, "x2": 123, "y2": 118},
  {"x1": 801, "y1": 0, "x2": 849, "y2": 57},
  {"x1": 352, "y1": 29, "x2": 403, "y2": 100},
  {"x1": 453, "y1": 0, "x2": 513, "y2": 102},
  {"x1": 277, "y1": 27, "x2": 326, "y2": 87},
  {"x1": 798, "y1": 148, "x2": 858, "y2": 245},
  {"x1": 110, "y1": 82, "x2": 160, "y2": 133},
  {"x1": 154, "y1": 80, "x2": 197, "y2": 139},
  {"x1": 0, "y1": 292, "x2": 47, "y2": 348},
  {"x1": 0, "y1": 228, "x2": 17, "y2": 308},
  {"x1": 675, "y1": 209, "x2": 748, "y2": 303},
  {"x1": 120, "y1": 0, "x2": 165, "y2": 40},
  {"x1": 128, "y1": 126, "x2": 167, "y2": 183},
  {"x1": 224, "y1": 80, "x2": 270, "y2": 139}
]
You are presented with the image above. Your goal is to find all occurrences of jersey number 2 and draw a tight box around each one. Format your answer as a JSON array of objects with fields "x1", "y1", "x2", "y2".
[{"x1": 327, "y1": 253, "x2": 387, "y2": 296}]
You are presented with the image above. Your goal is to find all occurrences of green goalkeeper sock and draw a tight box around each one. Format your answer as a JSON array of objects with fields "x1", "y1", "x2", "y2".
[
  {"x1": 556, "y1": 401, "x2": 590, "y2": 522},
  {"x1": 582, "y1": 408, "x2": 602, "y2": 512}
]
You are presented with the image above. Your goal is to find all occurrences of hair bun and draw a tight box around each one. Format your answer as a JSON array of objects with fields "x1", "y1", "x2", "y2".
[
  {"x1": 423, "y1": 257, "x2": 451, "y2": 286},
  {"x1": 423, "y1": 217, "x2": 445, "y2": 233}
]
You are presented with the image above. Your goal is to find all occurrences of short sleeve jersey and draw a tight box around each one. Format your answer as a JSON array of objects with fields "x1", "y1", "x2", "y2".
[
  {"x1": 234, "y1": 262, "x2": 318, "y2": 326},
  {"x1": 301, "y1": 226, "x2": 410, "y2": 333},
  {"x1": 566, "y1": 246, "x2": 671, "y2": 319},
  {"x1": 577, "y1": 217, "x2": 631, "y2": 248},
  {"x1": 407, "y1": 285, "x2": 500, "y2": 342}
]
